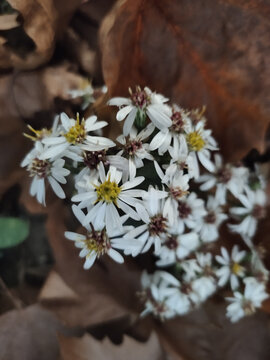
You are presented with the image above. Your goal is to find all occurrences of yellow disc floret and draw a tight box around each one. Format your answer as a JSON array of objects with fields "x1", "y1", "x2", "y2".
[
  {"x1": 24, "y1": 125, "x2": 51, "y2": 141},
  {"x1": 84, "y1": 228, "x2": 110, "y2": 257},
  {"x1": 65, "y1": 114, "x2": 86, "y2": 144},
  {"x1": 231, "y1": 262, "x2": 243, "y2": 275},
  {"x1": 187, "y1": 131, "x2": 205, "y2": 151},
  {"x1": 95, "y1": 176, "x2": 121, "y2": 204}
]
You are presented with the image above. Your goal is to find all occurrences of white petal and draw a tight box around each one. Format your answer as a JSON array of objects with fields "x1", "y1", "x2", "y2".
[
  {"x1": 198, "y1": 151, "x2": 215, "y2": 172},
  {"x1": 149, "y1": 130, "x2": 168, "y2": 151},
  {"x1": 108, "y1": 97, "x2": 131, "y2": 106},
  {"x1": 108, "y1": 248, "x2": 124, "y2": 263},
  {"x1": 116, "y1": 105, "x2": 133, "y2": 121},
  {"x1": 84, "y1": 254, "x2": 97, "y2": 269},
  {"x1": 48, "y1": 176, "x2": 65, "y2": 199},
  {"x1": 123, "y1": 108, "x2": 137, "y2": 136},
  {"x1": 147, "y1": 106, "x2": 172, "y2": 129},
  {"x1": 65, "y1": 231, "x2": 85, "y2": 241},
  {"x1": 121, "y1": 176, "x2": 144, "y2": 190},
  {"x1": 117, "y1": 199, "x2": 140, "y2": 220}
]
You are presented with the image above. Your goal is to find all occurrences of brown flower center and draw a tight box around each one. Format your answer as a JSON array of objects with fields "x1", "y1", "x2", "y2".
[
  {"x1": 129, "y1": 87, "x2": 150, "y2": 109},
  {"x1": 85, "y1": 226, "x2": 111, "y2": 257},
  {"x1": 171, "y1": 110, "x2": 184, "y2": 133},
  {"x1": 29, "y1": 158, "x2": 50, "y2": 178},
  {"x1": 178, "y1": 201, "x2": 192, "y2": 219},
  {"x1": 83, "y1": 150, "x2": 108, "y2": 170},
  {"x1": 252, "y1": 205, "x2": 266, "y2": 220},
  {"x1": 149, "y1": 214, "x2": 167, "y2": 236}
]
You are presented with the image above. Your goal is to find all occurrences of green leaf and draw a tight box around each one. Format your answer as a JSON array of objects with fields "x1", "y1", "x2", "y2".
[{"x1": 0, "y1": 217, "x2": 29, "y2": 249}]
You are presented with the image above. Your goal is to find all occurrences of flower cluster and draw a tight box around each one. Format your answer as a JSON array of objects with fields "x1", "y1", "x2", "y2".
[{"x1": 22, "y1": 86, "x2": 269, "y2": 323}]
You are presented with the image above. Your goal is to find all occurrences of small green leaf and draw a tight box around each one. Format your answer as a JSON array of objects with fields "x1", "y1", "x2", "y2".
[{"x1": 0, "y1": 217, "x2": 29, "y2": 249}]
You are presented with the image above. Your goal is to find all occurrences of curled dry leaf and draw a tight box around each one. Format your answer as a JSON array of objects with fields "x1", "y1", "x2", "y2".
[
  {"x1": 100, "y1": 0, "x2": 270, "y2": 161},
  {"x1": 44, "y1": 200, "x2": 142, "y2": 328},
  {"x1": 0, "y1": 304, "x2": 65, "y2": 360},
  {"x1": 39, "y1": 270, "x2": 79, "y2": 304},
  {"x1": 0, "y1": 0, "x2": 81, "y2": 70},
  {"x1": 58, "y1": 332, "x2": 166, "y2": 360},
  {"x1": 0, "y1": 13, "x2": 19, "y2": 30},
  {"x1": 12, "y1": 64, "x2": 85, "y2": 118}
]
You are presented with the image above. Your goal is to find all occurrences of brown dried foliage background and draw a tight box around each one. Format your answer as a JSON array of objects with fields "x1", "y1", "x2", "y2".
[{"x1": 0, "y1": 0, "x2": 270, "y2": 359}]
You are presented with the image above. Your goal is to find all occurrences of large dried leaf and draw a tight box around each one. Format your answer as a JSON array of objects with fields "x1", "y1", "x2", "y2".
[
  {"x1": 0, "y1": 0, "x2": 81, "y2": 69},
  {"x1": 58, "y1": 332, "x2": 166, "y2": 360},
  {"x1": 100, "y1": 0, "x2": 270, "y2": 160},
  {"x1": 0, "y1": 304, "x2": 65, "y2": 360}
]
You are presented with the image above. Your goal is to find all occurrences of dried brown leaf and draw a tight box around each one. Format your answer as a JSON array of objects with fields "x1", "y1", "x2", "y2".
[
  {"x1": 0, "y1": 14, "x2": 19, "y2": 30},
  {"x1": 39, "y1": 270, "x2": 79, "y2": 303},
  {"x1": 100, "y1": 0, "x2": 270, "y2": 161},
  {"x1": 0, "y1": 304, "x2": 65, "y2": 360},
  {"x1": 0, "y1": 0, "x2": 81, "y2": 70},
  {"x1": 58, "y1": 332, "x2": 166, "y2": 360}
]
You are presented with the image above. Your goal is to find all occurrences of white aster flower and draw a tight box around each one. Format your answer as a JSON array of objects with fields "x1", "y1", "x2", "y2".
[
  {"x1": 191, "y1": 276, "x2": 217, "y2": 303},
  {"x1": 226, "y1": 277, "x2": 268, "y2": 322},
  {"x1": 116, "y1": 124, "x2": 154, "y2": 179},
  {"x1": 149, "y1": 105, "x2": 189, "y2": 155},
  {"x1": 185, "y1": 119, "x2": 218, "y2": 177},
  {"x1": 178, "y1": 253, "x2": 217, "y2": 305},
  {"x1": 78, "y1": 148, "x2": 131, "y2": 182},
  {"x1": 42, "y1": 113, "x2": 115, "y2": 161},
  {"x1": 181, "y1": 259, "x2": 202, "y2": 282},
  {"x1": 72, "y1": 163, "x2": 144, "y2": 233},
  {"x1": 140, "y1": 270, "x2": 180, "y2": 319},
  {"x1": 21, "y1": 141, "x2": 70, "y2": 205},
  {"x1": 154, "y1": 161, "x2": 190, "y2": 225},
  {"x1": 68, "y1": 79, "x2": 94, "y2": 110},
  {"x1": 215, "y1": 245, "x2": 246, "y2": 290},
  {"x1": 251, "y1": 250, "x2": 269, "y2": 284},
  {"x1": 108, "y1": 86, "x2": 172, "y2": 135},
  {"x1": 198, "y1": 196, "x2": 227, "y2": 243},
  {"x1": 165, "y1": 137, "x2": 197, "y2": 180},
  {"x1": 24, "y1": 115, "x2": 61, "y2": 143},
  {"x1": 177, "y1": 192, "x2": 206, "y2": 233},
  {"x1": 191, "y1": 252, "x2": 217, "y2": 302},
  {"x1": 156, "y1": 228, "x2": 199, "y2": 267},
  {"x1": 65, "y1": 205, "x2": 127, "y2": 269},
  {"x1": 197, "y1": 154, "x2": 249, "y2": 205},
  {"x1": 124, "y1": 187, "x2": 168, "y2": 256},
  {"x1": 229, "y1": 187, "x2": 266, "y2": 239}
]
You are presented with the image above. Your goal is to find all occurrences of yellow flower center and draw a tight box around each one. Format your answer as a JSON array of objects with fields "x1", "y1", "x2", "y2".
[
  {"x1": 24, "y1": 125, "x2": 51, "y2": 141},
  {"x1": 95, "y1": 176, "x2": 121, "y2": 204},
  {"x1": 84, "y1": 229, "x2": 110, "y2": 257},
  {"x1": 187, "y1": 131, "x2": 205, "y2": 151},
  {"x1": 80, "y1": 79, "x2": 91, "y2": 90},
  {"x1": 231, "y1": 262, "x2": 243, "y2": 275},
  {"x1": 65, "y1": 114, "x2": 86, "y2": 144}
]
